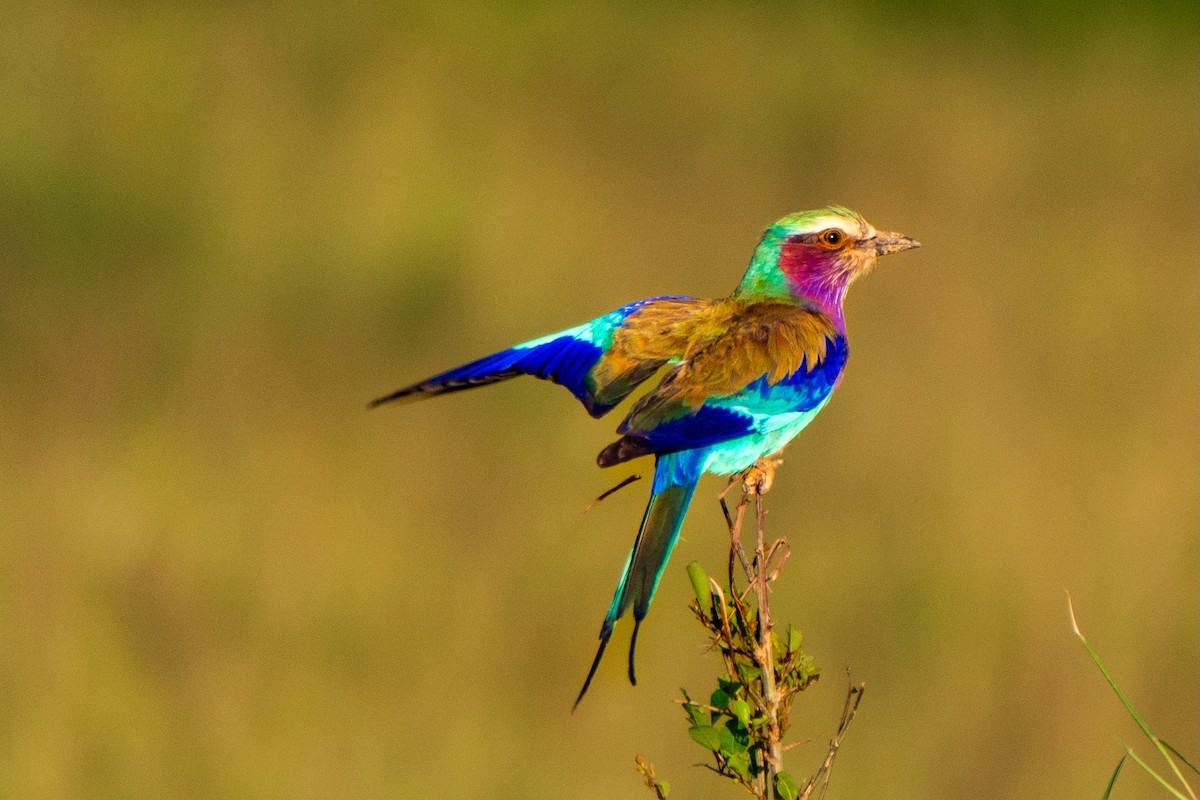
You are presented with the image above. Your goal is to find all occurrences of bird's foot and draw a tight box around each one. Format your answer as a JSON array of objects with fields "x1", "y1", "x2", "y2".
[{"x1": 741, "y1": 456, "x2": 783, "y2": 495}]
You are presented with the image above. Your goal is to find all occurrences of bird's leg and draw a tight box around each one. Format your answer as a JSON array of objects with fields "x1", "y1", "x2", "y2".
[{"x1": 741, "y1": 455, "x2": 783, "y2": 496}]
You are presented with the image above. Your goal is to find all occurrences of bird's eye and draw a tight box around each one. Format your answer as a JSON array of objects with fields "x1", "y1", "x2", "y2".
[{"x1": 820, "y1": 229, "x2": 844, "y2": 247}]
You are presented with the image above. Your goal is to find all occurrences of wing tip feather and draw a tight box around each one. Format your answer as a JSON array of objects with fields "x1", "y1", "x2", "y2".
[{"x1": 597, "y1": 436, "x2": 655, "y2": 467}]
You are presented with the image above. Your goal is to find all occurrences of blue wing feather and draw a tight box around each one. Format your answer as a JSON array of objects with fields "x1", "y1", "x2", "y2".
[
  {"x1": 370, "y1": 296, "x2": 691, "y2": 416},
  {"x1": 603, "y1": 334, "x2": 848, "y2": 461},
  {"x1": 621, "y1": 405, "x2": 757, "y2": 452}
]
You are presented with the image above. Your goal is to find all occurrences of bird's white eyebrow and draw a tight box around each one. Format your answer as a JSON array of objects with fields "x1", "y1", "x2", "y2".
[{"x1": 803, "y1": 216, "x2": 866, "y2": 237}]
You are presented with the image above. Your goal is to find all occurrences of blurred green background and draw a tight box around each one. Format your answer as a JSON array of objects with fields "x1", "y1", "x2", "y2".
[{"x1": 1, "y1": 2, "x2": 1197, "y2": 798}]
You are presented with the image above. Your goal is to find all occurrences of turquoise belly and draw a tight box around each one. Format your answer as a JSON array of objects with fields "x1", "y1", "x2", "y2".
[{"x1": 652, "y1": 397, "x2": 832, "y2": 491}]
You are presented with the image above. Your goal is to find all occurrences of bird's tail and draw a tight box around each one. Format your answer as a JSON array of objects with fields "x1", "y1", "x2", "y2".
[{"x1": 574, "y1": 462, "x2": 698, "y2": 709}]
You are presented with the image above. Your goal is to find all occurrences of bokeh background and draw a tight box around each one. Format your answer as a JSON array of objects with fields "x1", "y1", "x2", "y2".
[{"x1": 2, "y1": 2, "x2": 1197, "y2": 798}]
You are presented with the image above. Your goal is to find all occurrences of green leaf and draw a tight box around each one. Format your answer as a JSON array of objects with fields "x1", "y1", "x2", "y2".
[
  {"x1": 1070, "y1": 596, "x2": 1199, "y2": 798},
  {"x1": 686, "y1": 562, "x2": 711, "y2": 610},
  {"x1": 710, "y1": 688, "x2": 731, "y2": 712},
  {"x1": 1123, "y1": 745, "x2": 1192, "y2": 800},
  {"x1": 657, "y1": 780, "x2": 670, "y2": 797},
  {"x1": 731, "y1": 699, "x2": 752, "y2": 729},
  {"x1": 683, "y1": 700, "x2": 708, "y2": 728},
  {"x1": 1161, "y1": 739, "x2": 1200, "y2": 776},
  {"x1": 724, "y1": 718, "x2": 751, "y2": 750},
  {"x1": 718, "y1": 725, "x2": 745, "y2": 756},
  {"x1": 1069, "y1": 597, "x2": 1157, "y2": 745},
  {"x1": 688, "y1": 725, "x2": 722, "y2": 752},
  {"x1": 681, "y1": 689, "x2": 707, "y2": 726},
  {"x1": 776, "y1": 771, "x2": 800, "y2": 800},
  {"x1": 737, "y1": 663, "x2": 761, "y2": 685},
  {"x1": 726, "y1": 751, "x2": 751, "y2": 779},
  {"x1": 788, "y1": 625, "x2": 803, "y2": 653},
  {"x1": 1100, "y1": 753, "x2": 1126, "y2": 800}
]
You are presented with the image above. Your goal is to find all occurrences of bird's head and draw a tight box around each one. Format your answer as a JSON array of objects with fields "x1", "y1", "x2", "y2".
[{"x1": 736, "y1": 206, "x2": 920, "y2": 321}]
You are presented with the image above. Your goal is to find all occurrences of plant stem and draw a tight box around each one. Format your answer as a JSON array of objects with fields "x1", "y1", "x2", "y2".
[
  {"x1": 676, "y1": 458, "x2": 863, "y2": 800},
  {"x1": 725, "y1": 466, "x2": 783, "y2": 798},
  {"x1": 753, "y1": 491, "x2": 783, "y2": 793}
]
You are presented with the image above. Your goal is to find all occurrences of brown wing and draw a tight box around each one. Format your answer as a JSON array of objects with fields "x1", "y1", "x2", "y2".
[
  {"x1": 609, "y1": 300, "x2": 838, "y2": 447},
  {"x1": 585, "y1": 296, "x2": 718, "y2": 412}
]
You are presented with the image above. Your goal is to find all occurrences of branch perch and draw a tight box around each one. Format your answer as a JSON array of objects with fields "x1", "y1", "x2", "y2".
[{"x1": 646, "y1": 456, "x2": 864, "y2": 800}]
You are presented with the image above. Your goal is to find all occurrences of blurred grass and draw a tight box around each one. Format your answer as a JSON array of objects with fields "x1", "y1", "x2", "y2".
[{"x1": 1, "y1": 2, "x2": 1197, "y2": 798}]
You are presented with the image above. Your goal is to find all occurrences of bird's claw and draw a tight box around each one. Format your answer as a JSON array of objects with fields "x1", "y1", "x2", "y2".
[{"x1": 741, "y1": 456, "x2": 783, "y2": 495}]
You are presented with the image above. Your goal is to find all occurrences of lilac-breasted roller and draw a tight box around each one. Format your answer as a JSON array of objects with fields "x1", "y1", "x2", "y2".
[{"x1": 372, "y1": 207, "x2": 919, "y2": 706}]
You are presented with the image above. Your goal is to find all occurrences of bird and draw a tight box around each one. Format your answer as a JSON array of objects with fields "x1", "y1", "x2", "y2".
[{"x1": 371, "y1": 206, "x2": 919, "y2": 707}]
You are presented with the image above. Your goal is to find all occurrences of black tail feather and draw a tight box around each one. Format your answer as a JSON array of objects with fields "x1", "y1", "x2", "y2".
[
  {"x1": 627, "y1": 618, "x2": 643, "y2": 686},
  {"x1": 573, "y1": 626, "x2": 613, "y2": 711}
]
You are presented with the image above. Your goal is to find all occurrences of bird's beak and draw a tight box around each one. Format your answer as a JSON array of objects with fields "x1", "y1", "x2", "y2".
[{"x1": 872, "y1": 231, "x2": 921, "y2": 256}]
